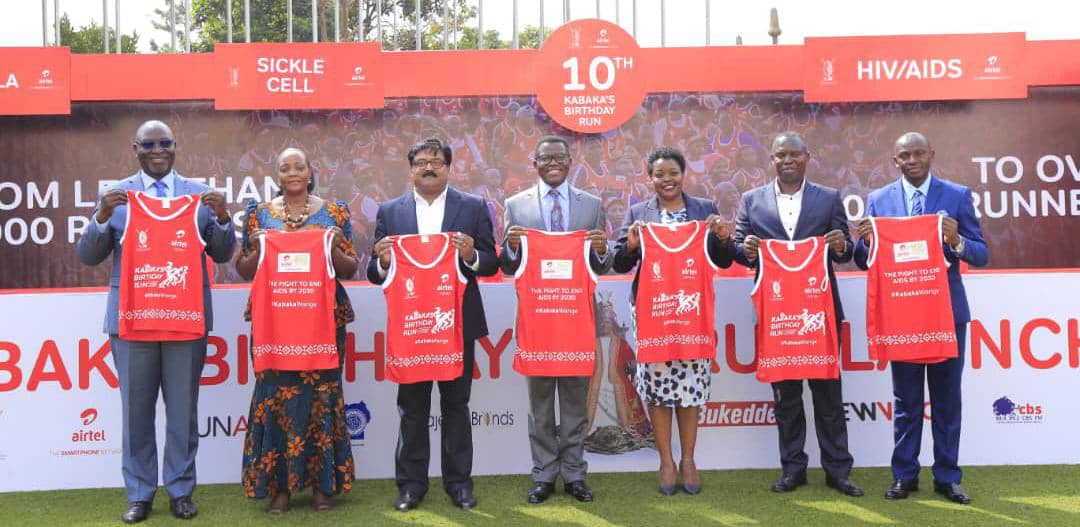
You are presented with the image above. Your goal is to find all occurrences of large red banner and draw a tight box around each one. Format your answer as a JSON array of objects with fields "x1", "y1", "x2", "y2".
[
  {"x1": 0, "y1": 47, "x2": 71, "y2": 115},
  {"x1": 803, "y1": 33, "x2": 1027, "y2": 103},
  {"x1": 214, "y1": 42, "x2": 383, "y2": 110}
]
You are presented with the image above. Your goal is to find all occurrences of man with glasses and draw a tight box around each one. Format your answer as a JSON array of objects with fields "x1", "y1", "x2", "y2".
[
  {"x1": 368, "y1": 138, "x2": 498, "y2": 512},
  {"x1": 77, "y1": 120, "x2": 235, "y2": 523},
  {"x1": 499, "y1": 136, "x2": 610, "y2": 504}
]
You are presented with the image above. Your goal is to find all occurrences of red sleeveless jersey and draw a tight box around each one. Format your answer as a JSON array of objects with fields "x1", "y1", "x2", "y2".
[
  {"x1": 118, "y1": 191, "x2": 207, "y2": 341},
  {"x1": 512, "y1": 229, "x2": 598, "y2": 377},
  {"x1": 634, "y1": 221, "x2": 718, "y2": 363},
  {"x1": 383, "y1": 233, "x2": 467, "y2": 383},
  {"x1": 866, "y1": 215, "x2": 957, "y2": 363},
  {"x1": 250, "y1": 229, "x2": 339, "y2": 372},
  {"x1": 751, "y1": 237, "x2": 840, "y2": 382}
]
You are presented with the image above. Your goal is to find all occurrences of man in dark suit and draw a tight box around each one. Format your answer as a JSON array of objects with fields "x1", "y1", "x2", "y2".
[
  {"x1": 499, "y1": 136, "x2": 611, "y2": 504},
  {"x1": 854, "y1": 132, "x2": 988, "y2": 504},
  {"x1": 77, "y1": 120, "x2": 235, "y2": 523},
  {"x1": 734, "y1": 131, "x2": 862, "y2": 497},
  {"x1": 367, "y1": 138, "x2": 498, "y2": 512}
]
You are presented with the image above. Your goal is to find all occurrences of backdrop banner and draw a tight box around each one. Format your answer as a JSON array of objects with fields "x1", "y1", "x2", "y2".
[
  {"x1": 0, "y1": 89, "x2": 1078, "y2": 290},
  {"x1": 0, "y1": 273, "x2": 1076, "y2": 492}
]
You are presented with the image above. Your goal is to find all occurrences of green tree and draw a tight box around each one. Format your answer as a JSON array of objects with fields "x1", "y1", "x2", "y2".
[{"x1": 59, "y1": 14, "x2": 139, "y2": 53}]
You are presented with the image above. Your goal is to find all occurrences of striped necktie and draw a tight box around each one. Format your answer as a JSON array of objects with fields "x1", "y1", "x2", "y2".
[{"x1": 911, "y1": 189, "x2": 924, "y2": 216}]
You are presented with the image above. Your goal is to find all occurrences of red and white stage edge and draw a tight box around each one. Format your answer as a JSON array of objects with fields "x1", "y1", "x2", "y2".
[{"x1": 1, "y1": 273, "x2": 1076, "y2": 492}]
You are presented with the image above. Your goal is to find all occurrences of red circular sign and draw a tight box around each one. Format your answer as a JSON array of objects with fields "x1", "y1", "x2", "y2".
[{"x1": 536, "y1": 19, "x2": 645, "y2": 134}]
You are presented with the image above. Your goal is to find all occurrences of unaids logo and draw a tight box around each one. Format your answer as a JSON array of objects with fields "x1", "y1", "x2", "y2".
[{"x1": 344, "y1": 401, "x2": 371, "y2": 442}]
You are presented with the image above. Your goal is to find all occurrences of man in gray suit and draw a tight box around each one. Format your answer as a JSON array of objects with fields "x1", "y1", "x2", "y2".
[
  {"x1": 499, "y1": 135, "x2": 611, "y2": 504},
  {"x1": 77, "y1": 121, "x2": 235, "y2": 523},
  {"x1": 733, "y1": 131, "x2": 862, "y2": 497}
]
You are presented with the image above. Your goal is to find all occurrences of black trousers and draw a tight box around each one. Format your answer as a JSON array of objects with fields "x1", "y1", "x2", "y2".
[
  {"x1": 395, "y1": 340, "x2": 475, "y2": 496},
  {"x1": 771, "y1": 376, "x2": 854, "y2": 480}
]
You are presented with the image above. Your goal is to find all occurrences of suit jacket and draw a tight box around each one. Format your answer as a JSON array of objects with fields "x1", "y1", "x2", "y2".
[
  {"x1": 612, "y1": 194, "x2": 734, "y2": 302},
  {"x1": 853, "y1": 176, "x2": 988, "y2": 323},
  {"x1": 76, "y1": 172, "x2": 237, "y2": 334},
  {"x1": 497, "y1": 183, "x2": 612, "y2": 275},
  {"x1": 733, "y1": 180, "x2": 853, "y2": 320},
  {"x1": 366, "y1": 187, "x2": 498, "y2": 341}
]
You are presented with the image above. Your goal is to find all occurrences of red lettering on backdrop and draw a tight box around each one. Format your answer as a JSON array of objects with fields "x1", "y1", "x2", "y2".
[
  {"x1": 201, "y1": 336, "x2": 230, "y2": 386},
  {"x1": 214, "y1": 42, "x2": 383, "y2": 110},
  {"x1": 28, "y1": 340, "x2": 72, "y2": 391},
  {"x1": 803, "y1": 33, "x2": 1026, "y2": 103},
  {"x1": 724, "y1": 324, "x2": 755, "y2": 374},
  {"x1": 535, "y1": 19, "x2": 645, "y2": 133},
  {"x1": 0, "y1": 47, "x2": 71, "y2": 115},
  {"x1": 1069, "y1": 320, "x2": 1080, "y2": 368},
  {"x1": 0, "y1": 342, "x2": 22, "y2": 391},
  {"x1": 1019, "y1": 318, "x2": 1062, "y2": 369},
  {"x1": 971, "y1": 320, "x2": 1011, "y2": 369},
  {"x1": 477, "y1": 329, "x2": 513, "y2": 380},
  {"x1": 237, "y1": 334, "x2": 249, "y2": 385},
  {"x1": 344, "y1": 331, "x2": 384, "y2": 383},
  {"x1": 78, "y1": 339, "x2": 117, "y2": 389}
]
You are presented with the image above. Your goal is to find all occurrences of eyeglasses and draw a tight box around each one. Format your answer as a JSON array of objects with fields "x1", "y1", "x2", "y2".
[
  {"x1": 536, "y1": 154, "x2": 570, "y2": 165},
  {"x1": 136, "y1": 139, "x2": 175, "y2": 150},
  {"x1": 411, "y1": 159, "x2": 447, "y2": 169}
]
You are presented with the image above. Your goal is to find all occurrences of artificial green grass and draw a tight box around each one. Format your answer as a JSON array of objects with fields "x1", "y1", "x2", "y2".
[{"x1": 2, "y1": 466, "x2": 1079, "y2": 526}]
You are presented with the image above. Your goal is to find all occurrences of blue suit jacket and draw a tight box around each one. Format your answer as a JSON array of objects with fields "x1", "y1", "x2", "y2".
[
  {"x1": 612, "y1": 194, "x2": 734, "y2": 302},
  {"x1": 853, "y1": 176, "x2": 988, "y2": 323},
  {"x1": 76, "y1": 173, "x2": 237, "y2": 334},
  {"x1": 366, "y1": 187, "x2": 498, "y2": 342},
  {"x1": 733, "y1": 181, "x2": 854, "y2": 321}
]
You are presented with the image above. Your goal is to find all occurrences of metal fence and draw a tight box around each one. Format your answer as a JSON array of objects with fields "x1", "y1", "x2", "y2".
[{"x1": 37, "y1": 0, "x2": 783, "y2": 52}]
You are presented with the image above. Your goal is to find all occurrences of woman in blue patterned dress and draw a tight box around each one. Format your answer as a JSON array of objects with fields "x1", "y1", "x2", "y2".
[
  {"x1": 613, "y1": 147, "x2": 734, "y2": 496},
  {"x1": 235, "y1": 147, "x2": 358, "y2": 513}
]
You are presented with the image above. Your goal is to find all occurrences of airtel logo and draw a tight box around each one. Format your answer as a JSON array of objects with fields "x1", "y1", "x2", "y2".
[{"x1": 80, "y1": 408, "x2": 98, "y2": 425}]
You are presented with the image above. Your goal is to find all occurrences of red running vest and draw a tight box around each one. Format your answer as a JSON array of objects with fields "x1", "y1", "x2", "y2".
[
  {"x1": 118, "y1": 191, "x2": 206, "y2": 341},
  {"x1": 512, "y1": 229, "x2": 598, "y2": 377},
  {"x1": 634, "y1": 221, "x2": 718, "y2": 363},
  {"x1": 866, "y1": 215, "x2": 957, "y2": 363},
  {"x1": 751, "y1": 237, "x2": 840, "y2": 382},
  {"x1": 383, "y1": 233, "x2": 467, "y2": 383},
  {"x1": 250, "y1": 229, "x2": 339, "y2": 372}
]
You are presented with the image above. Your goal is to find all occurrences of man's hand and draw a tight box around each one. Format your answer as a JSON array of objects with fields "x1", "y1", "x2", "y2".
[
  {"x1": 200, "y1": 191, "x2": 230, "y2": 223},
  {"x1": 824, "y1": 229, "x2": 847, "y2": 255},
  {"x1": 705, "y1": 214, "x2": 730, "y2": 239},
  {"x1": 625, "y1": 221, "x2": 645, "y2": 251},
  {"x1": 506, "y1": 225, "x2": 526, "y2": 252},
  {"x1": 857, "y1": 218, "x2": 874, "y2": 245},
  {"x1": 743, "y1": 235, "x2": 761, "y2": 261},
  {"x1": 585, "y1": 229, "x2": 608, "y2": 255},
  {"x1": 95, "y1": 189, "x2": 128, "y2": 223},
  {"x1": 374, "y1": 236, "x2": 394, "y2": 269},
  {"x1": 454, "y1": 232, "x2": 476, "y2": 264},
  {"x1": 941, "y1": 215, "x2": 961, "y2": 247}
]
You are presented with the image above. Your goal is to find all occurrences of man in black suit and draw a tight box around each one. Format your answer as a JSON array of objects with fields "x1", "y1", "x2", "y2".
[
  {"x1": 368, "y1": 138, "x2": 498, "y2": 512},
  {"x1": 734, "y1": 132, "x2": 863, "y2": 497}
]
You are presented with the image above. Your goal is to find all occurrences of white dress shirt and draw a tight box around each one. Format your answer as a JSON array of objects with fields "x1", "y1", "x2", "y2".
[
  {"x1": 899, "y1": 173, "x2": 964, "y2": 253},
  {"x1": 774, "y1": 178, "x2": 806, "y2": 240},
  {"x1": 95, "y1": 170, "x2": 179, "y2": 232},
  {"x1": 537, "y1": 179, "x2": 570, "y2": 231},
  {"x1": 377, "y1": 186, "x2": 479, "y2": 278}
]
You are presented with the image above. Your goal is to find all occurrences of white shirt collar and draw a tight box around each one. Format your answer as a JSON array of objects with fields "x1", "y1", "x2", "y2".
[
  {"x1": 901, "y1": 172, "x2": 933, "y2": 201},
  {"x1": 140, "y1": 170, "x2": 177, "y2": 194},
  {"x1": 537, "y1": 178, "x2": 569, "y2": 200},
  {"x1": 413, "y1": 185, "x2": 449, "y2": 207},
  {"x1": 773, "y1": 178, "x2": 806, "y2": 198}
]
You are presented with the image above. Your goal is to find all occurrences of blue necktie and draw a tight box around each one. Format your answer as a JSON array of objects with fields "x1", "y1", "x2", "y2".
[
  {"x1": 152, "y1": 180, "x2": 167, "y2": 198},
  {"x1": 911, "y1": 189, "x2": 924, "y2": 216},
  {"x1": 548, "y1": 189, "x2": 564, "y2": 232}
]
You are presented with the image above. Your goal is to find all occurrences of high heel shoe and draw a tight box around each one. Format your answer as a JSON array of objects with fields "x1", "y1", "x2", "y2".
[
  {"x1": 680, "y1": 458, "x2": 702, "y2": 495},
  {"x1": 658, "y1": 460, "x2": 677, "y2": 495}
]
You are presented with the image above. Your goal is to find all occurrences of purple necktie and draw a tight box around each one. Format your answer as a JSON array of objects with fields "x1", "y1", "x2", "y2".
[{"x1": 548, "y1": 188, "x2": 564, "y2": 232}]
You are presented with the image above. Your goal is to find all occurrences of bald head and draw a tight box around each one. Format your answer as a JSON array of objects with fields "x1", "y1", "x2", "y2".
[
  {"x1": 134, "y1": 120, "x2": 174, "y2": 143},
  {"x1": 892, "y1": 131, "x2": 934, "y2": 185},
  {"x1": 133, "y1": 120, "x2": 176, "y2": 178}
]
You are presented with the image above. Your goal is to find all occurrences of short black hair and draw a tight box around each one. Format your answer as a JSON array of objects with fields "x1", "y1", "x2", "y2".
[
  {"x1": 534, "y1": 135, "x2": 570, "y2": 154},
  {"x1": 647, "y1": 146, "x2": 686, "y2": 174},
  {"x1": 407, "y1": 137, "x2": 452, "y2": 166}
]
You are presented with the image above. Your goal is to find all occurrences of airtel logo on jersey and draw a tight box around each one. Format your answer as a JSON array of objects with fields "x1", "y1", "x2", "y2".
[{"x1": 857, "y1": 59, "x2": 963, "y2": 81}]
